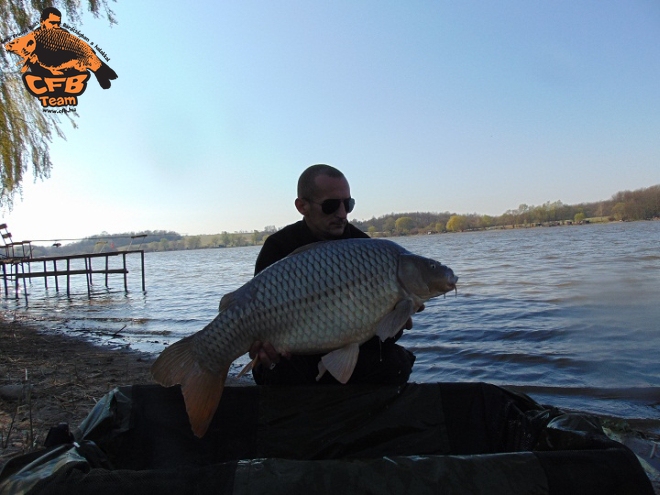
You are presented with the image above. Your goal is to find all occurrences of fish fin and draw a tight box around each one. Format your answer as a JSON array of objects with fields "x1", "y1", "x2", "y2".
[
  {"x1": 151, "y1": 335, "x2": 196, "y2": 387},
  {"x1": 219, "y1": 290, "x2": 237, "y2": 312},
  {"x1": 289, "y1": 241, "x2": 330, "y2": 256},
  {"x1": 181, "y1": 364, "x2": 227, "y2": 438},
  {"x1": 375, "y1": 299, "x2": 414, "y2": 341},
  {"x1": 237, "y1": 354, "x2": 259, "y2": 378},
  {"x1": 219, "y1": 285, "x2": 254, "y2": 312},
  {"x1": 151, "y1": 336, "x2": 226, "y2": 438},
  {"x1": 320, "y1": 343, "x2": 360, "y2": 384},
  {"x1": 316, "y1": 361, "x2": 327, "y2": 381}
]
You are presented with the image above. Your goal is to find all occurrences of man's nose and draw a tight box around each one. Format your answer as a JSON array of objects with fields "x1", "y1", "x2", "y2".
[{"x1": 335, "y1": 201, "x2": 348, "y2": 218}]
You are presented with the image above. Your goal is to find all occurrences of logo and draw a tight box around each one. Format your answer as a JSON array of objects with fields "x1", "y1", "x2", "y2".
[{"x1": 3, "y1": 7, "x2": 117, "y2": 111}]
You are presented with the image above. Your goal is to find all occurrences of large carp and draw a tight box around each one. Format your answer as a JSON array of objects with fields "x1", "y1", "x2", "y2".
[{"x1": 151, "y1": 238, "x2": 458, "y2": 437}]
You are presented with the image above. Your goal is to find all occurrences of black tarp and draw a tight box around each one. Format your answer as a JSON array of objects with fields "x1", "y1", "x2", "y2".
[{"x1": 0, "y1": 382, "x2": 653, "y2": 494}]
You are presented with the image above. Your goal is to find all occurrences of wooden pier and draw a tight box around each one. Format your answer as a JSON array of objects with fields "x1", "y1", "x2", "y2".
[{"x1": 1, "y1": 250, "x2": 145, "y2": 301}]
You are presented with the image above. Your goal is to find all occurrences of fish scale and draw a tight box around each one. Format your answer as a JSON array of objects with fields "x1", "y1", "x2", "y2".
[
  {"x1": 151, "y1": 238, "x2": 458, "y2": 437},
  {"x1": 196, "y1": 238, "x2": 404, "y2": 362}
]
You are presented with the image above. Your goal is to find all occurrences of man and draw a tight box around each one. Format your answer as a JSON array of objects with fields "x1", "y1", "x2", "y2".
[
  {"x1": 249, "y1": 164, "x2": 418, "y2": 385},
  {"x1": 40, "y1": 7, "x2": 63, "y2": 30}
]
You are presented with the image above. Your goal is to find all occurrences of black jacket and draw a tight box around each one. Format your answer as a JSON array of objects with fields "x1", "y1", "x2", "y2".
[
  {"x1": 251, "y1": 219, "x2": 415, "y2": 386},
  {"x1": 254, "y1": 219, "x2": 368, "y2": 275}
]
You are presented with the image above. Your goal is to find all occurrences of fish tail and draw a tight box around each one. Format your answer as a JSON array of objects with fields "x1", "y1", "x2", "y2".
[
  {"x1": 93, "y1": 62, "x2": 117, "y2": 89},
  {"x1": 151, "y1": 335, "x2": 227, "y2": 438}
]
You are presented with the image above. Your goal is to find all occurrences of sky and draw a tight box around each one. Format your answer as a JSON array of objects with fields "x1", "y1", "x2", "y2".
[{"x1": 1, "y1": 0, "x2": 659, "y2": 244}]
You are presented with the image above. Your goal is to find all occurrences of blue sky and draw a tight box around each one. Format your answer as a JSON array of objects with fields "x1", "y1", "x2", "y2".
[{"x1": 2, "y1": 0, "x2": 659, "y2": 243}]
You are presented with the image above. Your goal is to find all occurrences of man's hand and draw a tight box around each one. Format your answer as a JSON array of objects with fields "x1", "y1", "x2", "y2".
[{"x1": 249, "y1": 341, "x2": 290, "y2": 370}]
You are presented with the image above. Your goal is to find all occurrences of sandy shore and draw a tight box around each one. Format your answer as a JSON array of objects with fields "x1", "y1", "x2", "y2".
[{"x1": 0, "y1": 319, "x2": 155, "y2": 469}]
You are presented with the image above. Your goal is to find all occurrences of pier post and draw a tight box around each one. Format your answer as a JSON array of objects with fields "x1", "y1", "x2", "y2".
[
  {"x1": 53, "y1": 260, "x2": 59, "y2": 292},
  {"x1": 66, "y1": 258, "x2": 71, "y2": 297},
  {"x1": 84, "y1": 257, "x2": 91, "y2": 298},
  {"x1": 14, "y1": 262, "x2": 18, "y2": 300},
  {"x1": 87, "y1": 256, "x2": 93, "y2": 286},
  {"x1": 141, "y1": 251, "x2": 145, "y2": 291},
  {"x1": 2, "y1": 263, "x2": 7, "y2": 297},
  {"x1": 21, "y1": 262, "x2": 27, "y2": 304},
  {"x1": 122, "y1": 252, "x2": 128, "y2": 292}
]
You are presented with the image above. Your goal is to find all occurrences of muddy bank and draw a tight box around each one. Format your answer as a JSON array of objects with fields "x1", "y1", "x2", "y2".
[{"x1": 0, "y1": 319, "x2": 154, "y2": 468}]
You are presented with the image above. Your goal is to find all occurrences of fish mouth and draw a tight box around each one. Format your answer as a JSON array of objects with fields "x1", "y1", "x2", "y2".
[
  {"x1": 430, "y1": 270, "x2": 458, "y2": 297},
  {"x1": 445, "y1": 274, "x2": 459, "y2": 295}
]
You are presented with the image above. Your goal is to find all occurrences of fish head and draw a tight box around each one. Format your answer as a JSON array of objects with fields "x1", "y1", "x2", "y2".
[
  {"x1": 397, "y1": 254, "x2": 458, "y2": 301},
  {"x1": 5, "y1": 32, "x2": 36, "y2": 58}
]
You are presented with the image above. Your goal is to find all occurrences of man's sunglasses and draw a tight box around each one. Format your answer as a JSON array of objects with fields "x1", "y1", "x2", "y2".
[{"x1": 308, "y1": 198, "x2": 355, "y2": 215}]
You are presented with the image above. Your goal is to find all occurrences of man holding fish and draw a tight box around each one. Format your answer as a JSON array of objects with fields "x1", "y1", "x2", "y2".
[
  {"x1": 248, "y1": 164, "x2": 419, "y2": 385},
  {"x1": 151, "y1": 164, "x2": 457, "y2": 437}
]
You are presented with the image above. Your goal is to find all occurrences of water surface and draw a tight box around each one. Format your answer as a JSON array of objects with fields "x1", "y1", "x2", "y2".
[{"x1": 2, "y1": 221, "x2": 659, "y2": 432}]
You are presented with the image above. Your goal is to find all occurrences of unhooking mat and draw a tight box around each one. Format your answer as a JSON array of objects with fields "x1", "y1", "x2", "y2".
[{"x1": 0, "y1": 382, "x2": 653, "y2": 494}]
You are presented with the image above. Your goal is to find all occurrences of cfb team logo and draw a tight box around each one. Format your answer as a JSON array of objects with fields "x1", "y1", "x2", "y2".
[{"x1": 3, "y1": 7, "x2": 117, "y2": 110}]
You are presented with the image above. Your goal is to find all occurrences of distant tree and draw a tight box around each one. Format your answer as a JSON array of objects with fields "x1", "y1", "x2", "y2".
[
  {"x1": 252, "y1": 230, "x2": 264, "y2": 244},
  {"x1": 435, "y1": 222, "x2": 445, "y2": 233},
  {"x1": 367, "y1": 225, "x2": 377, "y2": 236},
  {"x1": 221, "y1": 231, "x2": 231, "y2": 246},
  {"x1": 382, "y1": 217, "x2": 396, "y2": 233},
  {"x1": 186, "y1": 236, "x2": 202, "y2": 249},
  {"x1": 574, "y1": 212, "x2": 585, "y2": 224},
  {"x1": 446, "y1": 215, "x2": 467, "y2": 232},
  {"x1": 611, "y1": 202, "x2": 627, "y2": 221},
  {"x1": 0, "y1": 1, "x2": 116, "y2": 208},
  {"x1": 543, "y1": 200, "x2": 565, "y2": 222},
  {"x1": 232, "y1": 235, "x2": 247, "y2": 247},
  {"x1": 465, "y1": 214, "x2": 482, "y2": 230},
  {"x1": 479, "y1": 216, "x2": 493, "y2": 229},
  {"x1": 516, "y1": 204, "x2": 531, "y2": 225},
  {"x1": 395, "y1": 216, "x2": 414, "y2": 233}
]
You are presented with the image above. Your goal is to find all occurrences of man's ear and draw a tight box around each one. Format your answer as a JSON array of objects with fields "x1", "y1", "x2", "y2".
[{"x1": 295, "y1": 197, "x2": 309, "y2": 215}]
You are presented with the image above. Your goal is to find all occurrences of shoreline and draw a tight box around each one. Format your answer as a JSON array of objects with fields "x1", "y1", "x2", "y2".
[
  {"x1": 0, "y1": 318, "x2": 155, "y2": 468},
  {"x1": 27, "y1": 218, "x2": 660, "y2": 257}
]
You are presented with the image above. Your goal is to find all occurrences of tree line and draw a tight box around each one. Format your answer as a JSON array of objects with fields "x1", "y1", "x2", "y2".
[
  {"x1": 31, "y1": 230, "x2": 183, "y2": 257},
  {"x1": 30, "y1": 228, "x2": 278, "y2": 257},
  {"x1": 353, "y1": 184, "x2": 660, "y2": 235},
  {"x1": 28, "y1": 184, "x2": 659, "y2": 256}
]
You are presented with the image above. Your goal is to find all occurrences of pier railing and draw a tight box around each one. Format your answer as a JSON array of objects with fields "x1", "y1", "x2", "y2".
[{"x1": 1, "y1": 250, "x2": 145, "y2": 301}]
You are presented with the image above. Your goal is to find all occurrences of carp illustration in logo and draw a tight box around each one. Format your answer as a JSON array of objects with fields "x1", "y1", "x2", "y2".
[{"x1": 4, "y1": 7, "x2": 117, "y2": 108}]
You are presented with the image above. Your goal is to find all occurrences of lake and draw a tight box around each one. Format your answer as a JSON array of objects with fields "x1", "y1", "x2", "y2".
[{"x1": 2, "y1": 220, "x2": 659, "y2": 433}]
